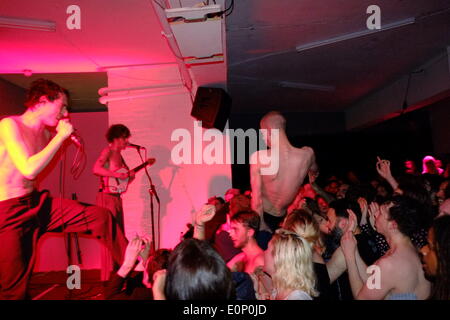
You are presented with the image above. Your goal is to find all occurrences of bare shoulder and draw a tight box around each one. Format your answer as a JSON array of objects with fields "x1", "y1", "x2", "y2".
[
  {"x1": 95, "y1": 146, "x2": 112, "y2": 163},
  {"x1": 375, "y1": 254, "x2": 397, "y2": 274},
  {"x1": 300, "y1": 146, "x2": 315, "y2": 156},
  {"x1": 0, "y1": 116, "x2": 17, "y2": 129},
  {"x1": 376, "y1": 252, "x2": 393, "y2": 266},
  {"x1": 100, "y1": 146, "x2": 112, "y2": 157},
  {"x1": 228, "y1": 252, "x2": 245, "y2": 264},
  {"x1": 250, "y1": 149, "x2": 268, "y2": 160},
  {"x1": 256, "y1": 251, "x2": 265, "y2": 264},
  {"x1": 289, "y1": 146, "x2": 314, "y2": 158},
  {"x1": 227, "y1": 252, "x2": 246, "y2": 271},
  {"x1": 250, "y1": 149, "x2": 269, "y2": 166},
  {"x1": 0, "y1": 117, "x2": 20, "y2": 138}
]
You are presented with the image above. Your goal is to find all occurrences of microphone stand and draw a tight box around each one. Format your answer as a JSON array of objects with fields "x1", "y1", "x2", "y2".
[
  {"x1": 148, "y1": 179, "x2": 160, "y2": 253},
  {"x1": 137, "y1": 147, "x2": 160, "y2": 253}
]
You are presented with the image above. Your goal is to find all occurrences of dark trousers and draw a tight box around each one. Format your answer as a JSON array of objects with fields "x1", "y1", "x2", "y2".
[
  {"x1": 0, "y1": 190, "x2": 128, "y2": 300},
  {"x1": 96, "y1": 192, "x2": 124, "y2": 233},
  {"x1": 263, "y1": 212, "x2": 285, "y2": 233}
]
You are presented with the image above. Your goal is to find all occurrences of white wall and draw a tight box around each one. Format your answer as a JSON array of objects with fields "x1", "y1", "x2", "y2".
[{"x1": 107, "y1": 65, "x2": 232, "y2": 250}]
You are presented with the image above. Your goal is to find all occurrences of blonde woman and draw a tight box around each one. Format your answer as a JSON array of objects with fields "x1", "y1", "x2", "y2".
[
  {"x1": 263, "y1": 229, "x2": 317, "y2": 300},
  {"x1": 281, "y1": 209, "x2": 331, "y2": 300},
  {"x1": 282, "y1": 209, "x2": 325, "y2": 259}
]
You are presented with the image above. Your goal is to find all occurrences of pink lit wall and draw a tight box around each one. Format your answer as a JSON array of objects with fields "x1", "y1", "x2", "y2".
[
  {"x1": 0, "y1": 78, "x2": 26, "y2": 117},
  {"x1": 107, "y1": 65, "x2": 232, "y2": 249}
]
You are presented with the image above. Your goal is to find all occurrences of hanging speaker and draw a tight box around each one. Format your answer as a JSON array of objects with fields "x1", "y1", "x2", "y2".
[{"x1": 191, "y1": 87, "x2": 231, "y2": 131}]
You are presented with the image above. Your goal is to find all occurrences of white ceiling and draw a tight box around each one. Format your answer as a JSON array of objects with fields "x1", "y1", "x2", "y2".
[{"x1": 1, "y1": 0, "x2": 449, "y2": 114}]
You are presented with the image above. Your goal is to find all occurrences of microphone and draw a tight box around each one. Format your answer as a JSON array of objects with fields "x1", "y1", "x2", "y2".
[{"x1": 128, "y1": 143, "x2": 145, "y2": 150}]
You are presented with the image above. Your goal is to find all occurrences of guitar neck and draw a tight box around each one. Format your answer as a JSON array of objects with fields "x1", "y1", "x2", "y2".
[{"x1": 131, "y1": 160, "x2": 152, "y2": 174}]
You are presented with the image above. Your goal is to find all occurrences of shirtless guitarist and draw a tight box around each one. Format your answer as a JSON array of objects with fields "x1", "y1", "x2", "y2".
[{"x1": 93, "y1": 124, "x2": 137, "y2": 232}]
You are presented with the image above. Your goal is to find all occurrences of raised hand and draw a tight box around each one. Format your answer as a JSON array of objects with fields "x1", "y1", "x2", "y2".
[
  {"x1": 56, "y1": 119, "x2": 74, "y2": 139},
  {"x1": 358, "y1": 197, "x2": 368, "y2": 226},
  {"x1": 194, "y1": 204, "x2": 216, "y2": 226},
  {"x1": 376, "y1": 156, "x2": 392, "y2": 180},
  {"x1": 345, "y1": 209, "x2": 358, "y2": 234},
  {"x1": 123, "y1": 236, "x2": 143, "y2": 267},
  {"x1": 139, "y1": 236, "x2": 152, "y2": 263},
  {"x1": 368, "y1": 202, "x2": 380, "y2": 230},
  {"x1": 340, "y1": 230, "x2": 357, "y2": 259}
]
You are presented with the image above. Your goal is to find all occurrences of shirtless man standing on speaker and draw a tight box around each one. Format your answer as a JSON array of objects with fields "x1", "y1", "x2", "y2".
[{"x1": 250, "y1": 111, "x2": 319, "y2": 232}]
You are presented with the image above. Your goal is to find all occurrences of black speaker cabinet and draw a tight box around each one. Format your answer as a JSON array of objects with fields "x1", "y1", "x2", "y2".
[{"x1": 191, "y1": 87, "x2": 231, "y2": 131}]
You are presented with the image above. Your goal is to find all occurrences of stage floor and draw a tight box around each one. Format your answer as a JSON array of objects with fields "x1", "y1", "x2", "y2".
[{"x1": 29, "y1": 270, "x2": 107, "y2": 300}]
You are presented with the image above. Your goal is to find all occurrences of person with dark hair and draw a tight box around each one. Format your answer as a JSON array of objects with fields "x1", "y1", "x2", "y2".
[
  {"x1": 210, "y1": 195, "x2": 249, "y2": 262},
  {"x1": 324, "y1": 199, "x2": 381, "y2": 300},
  {"x1": 192, "y1": 204, "x2": 256, "y2": 300},
  {"x1": 420, "y1": 215, "x2": 450, "y2": 300},
  {"x1": 202, "y1": 196, "x2": 227, "y2": 242},
  {"x1": 341, "y1": 195, "x2": 431, "y2": 299},
  {"x1": 0, "y1": 79, "x2": 128, "y2": 299},
  {"x1": 374, "y1": 181, "x2": 392, "y2": 204},
  {"x1": 405, "y1": 160, "x2": 419, "y2": 175},
  {"x1": 324, "y1": 179, "x2": 341, "y2": 196},
  {"x1": 227, "y1": 211, "x2": 265, "y2": 274},
  {"x1": 23, "y1": 78, "x2": 70, "y2": 109},
  {"x1": 105, "y1": 124, "x2": 130, "y2": 144},
  {"x1": 152, "y1": 238, "x2": 235, "y2": 300},
  {"x1": 316, "y1": 195, "x2": 329, "y2": 216},
  {"x1": 376, "y1": 158, "x2": 434, "y2": 248},
  {"x1": 93, "y1": 124, "x2": 135, "y2": 232},
  {"x1": 437, "y1": 179, "x2": 450, "y2": 205}
]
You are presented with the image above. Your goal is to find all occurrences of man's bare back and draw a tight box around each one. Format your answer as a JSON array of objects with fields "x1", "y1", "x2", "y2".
[
  {"x1": 258, "y1": 146, "x2": 315, "y2": 216},
  {"x1": 250, "y1": 112, "x2": 318, "y2": 230},
  {"x1": 377, "y1": 243, "x2": 430, "y2": 299}
]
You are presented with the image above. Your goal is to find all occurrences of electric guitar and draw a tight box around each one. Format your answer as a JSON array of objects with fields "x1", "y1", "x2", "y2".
[{"x1": 105, "y1": 158, "x2": 156, "y2": 194}]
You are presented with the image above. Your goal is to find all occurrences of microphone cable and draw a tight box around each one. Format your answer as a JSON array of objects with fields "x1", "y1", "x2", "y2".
[{"x1": 70, "y1": 133, "x2": 87, "y2": 180}]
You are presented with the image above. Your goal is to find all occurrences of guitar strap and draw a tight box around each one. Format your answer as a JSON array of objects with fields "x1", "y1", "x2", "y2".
[
  {"x1": 99, "y1": 147, "x2": 124, "y2": 192},
  {"x1": 121, "y1": 154, "x2": 129, "y2": 171}
]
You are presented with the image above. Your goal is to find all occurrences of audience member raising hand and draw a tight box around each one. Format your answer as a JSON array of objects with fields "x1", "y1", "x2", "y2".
[{"x1": 376, "y1": 157, "x2": 400, "y2": 193}]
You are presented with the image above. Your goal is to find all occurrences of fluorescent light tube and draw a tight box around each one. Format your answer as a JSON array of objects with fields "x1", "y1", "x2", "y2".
[
  {"x1": 296, "y1": 18, "x2": 415, "y2": 52},
  {"x1": 279, "y1": 81, "x2": 335, "y2": 92},
  {"x1": 0, "y1": 16, "x2": 56, "y2": 32}
]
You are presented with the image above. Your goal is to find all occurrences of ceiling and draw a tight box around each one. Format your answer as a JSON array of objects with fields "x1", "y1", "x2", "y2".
[
  {"x1": 1, "y1": 0, "x2": 450, "y2": 114},
  {"x1": 226, "y1": 0, "x2": 450, "y2": 113}
]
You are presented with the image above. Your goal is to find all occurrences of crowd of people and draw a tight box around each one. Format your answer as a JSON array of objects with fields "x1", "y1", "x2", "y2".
[
  {"x1": 1, "y1": 79, "x2": 448, "y2": 300},
  {"x1": 111, "y1": 154, "x2": 450, "y2": 300}
]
